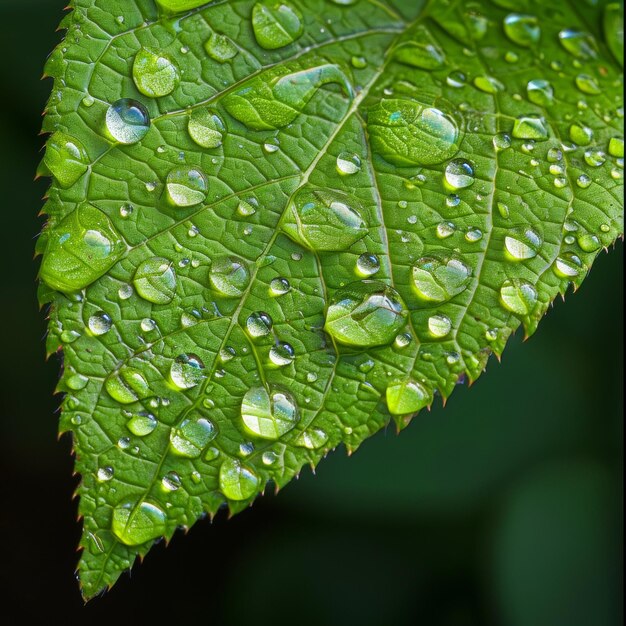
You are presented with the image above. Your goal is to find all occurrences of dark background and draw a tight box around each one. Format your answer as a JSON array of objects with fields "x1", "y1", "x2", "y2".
[{"x1": 0, "y1": 1, "x2": 622, "y2": 624}]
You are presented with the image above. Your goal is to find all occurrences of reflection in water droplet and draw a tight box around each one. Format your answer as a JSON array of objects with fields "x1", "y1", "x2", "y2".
[
  {"x1": 170, "y1": 417, "x2": 216, "y2": 458},
  {"x1": 584, "y1": 149, "x2": 606, "y2": 167},
  {"x1": 166, "y1": 167, "x2": 208, "y2": 207},
  {"x1": 504, "y1": 226, "x2": 542, "y2": 260},
  {"x1": 241, "y1": 385, "x2": 299, "y2": 439},
  {"x1": 219, "y1": 458, "x2": 259, "y2": 500},
  {"x1": 269, "y1": 342, "x2": 295, "y2": 366},
  {"x1": 324, "y1": 281, "x2": 408, "y2": 347},
  {"x1": 412, "y1": 253, "x2": 472, "y2": 303},
  {"x1": 132, "y1": 48, "x2": 180, "y2": 98},
  {"x1": 170, "y1": 354, "x2": 205, "y2": 389},
  {"x1": 368, "y1": 99, "x2": 460, "y2": 166},
  {"x1": 106, "y1": 98, "x2": 151, "y2": 144},
  {"x1": 283, "y1": 186, "x2": 367, "y2": 251},
  {"x1": 295, "y1": 428, "x2": 329, "y2": 450},
  {"x1": 88, "y1": 312, "x2": 112, "y2": 336},
  {"x1": 270, "y1": 277, "x2": 290, "y2": 296},
  {"x1": 97, "y1": 466, "x2": 114, "y2": 482},
  {"x1": 500, "y1": 278, "x2": 537, "y2": 315},
  {"x1": 133, "y1": 257, "x2": 176, "y2": 304},
  {"x1": 209, "y1": 257, "x2": 250, "y2": 297},
  {"x1": 161, "y1": 471, "x2": 181, "y2": 492},
  {"x1": 252, "y1": 1, "x2": 303, "y2": 50},
  {"x1": 386, "y1": 378, "x2": 432, "y2": 415},
  {"x1": 112, "y1": 500, "x2": 166, "y2": 546}
]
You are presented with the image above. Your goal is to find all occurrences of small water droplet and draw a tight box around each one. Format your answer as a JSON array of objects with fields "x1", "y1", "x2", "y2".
[
  {"x1": 204, "y1": 32, "x2": 238, "y2": 62},
  {"x1": 493, "y1": 132, "x2": 512, "y2": 151},
  {"x1": 105, "y1": 367, "x2": 150, "y2": 404},
  {"x1": 246, "y1": 311, "x2": 273, "y2": 338},
  {"x1": 219, "y1": 458, "x2": 259, "y2": 500},
  {"x1": 503, "y1": 13, "x2": 541, "y2": 47},
  {"x1": 270, "y1": 277, "x2": 290, "y2": 296},
  {"x1": 336, "y1": 151, "x2": 361, "y2": 175},
  {"x1": 170, "y1": 354, "x2": 205, "y2": 390},
  {"x1": 569, "y1": 123, "x2": 593, "y2": 146},
  {"x1": 88, "y1": 311, "x2": 112, "y2": 336},
  {"x1": 161, "y1": 471, "x2": 181, "y2": 492},
  {"x1": 512, "y1": 115, "x2": 548, "y2": 141},
  {"x1": 554, "y1": 252, "x2": 584, "y2": 278},
  {"x1": 43, "y1": 131, "x2": 90, "y2": 188},
  {"x1": 584, "y1": 149, "x2": 606, "y2": 167},
  {"x1": 386, "y1": 378, "x2": 432, "y2": 415},
  {"x1": 356, "y1": 253, "x2": 381, "y2": 277},
  {"x1": 188, "y1": 109, "x2": 225, "y2": 149},
  {"x1": 241, "y1": 385, "x2": 299, "y2": 439},
  {"x1": 558, "y1": 29, "x2": 598, "y2": 59},
  {"x1": 526, "y1": 79, "x2": 554, "y2": 106},
  {"x1": 295, "y1": 428, "x2": 329, "y2": 450},
  {"x1": 269, "y1": 342, "x2": 295, "y2": 367},
  {"x1": 97, "y1": 466, "x2": 114, "y2": 482},
  {"x1": 127, "y1": 412, "x2": 157, "y2": 437},
  {"x1": 575, "y1": 73, "x2": 601, "y2": 95}
]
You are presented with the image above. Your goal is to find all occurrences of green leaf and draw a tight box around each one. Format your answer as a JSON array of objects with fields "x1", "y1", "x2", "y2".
[{"x1": 38, "y1": 0, "x2": 623, "y2": 599}]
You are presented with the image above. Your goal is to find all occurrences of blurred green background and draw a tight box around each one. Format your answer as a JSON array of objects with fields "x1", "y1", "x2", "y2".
[{"x1": 0, "y1": 1, "x2": 622, "y2": 624}]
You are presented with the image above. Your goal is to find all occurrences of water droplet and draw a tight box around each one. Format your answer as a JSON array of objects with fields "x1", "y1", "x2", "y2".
[
  {"x1": 170, "y1": 353, "x2": 205, "y2": 389},
  {"x1": 43, "y1": 132, "x2": 89, "y2": 188},
  {"x1": 436, "y1": 221, "x2": 456, "y2": 239},
  {"x1": 67, "y1": 373, "x2": 89, "y2": 390},
  {"x1": 446, "y1": 194, "x2": 461, "y2": 208},
  {"x1": 473, "y1": 75, "x2": 504, "y2": 93},
  {"x1": 575, "y1": 73, "x2": 601, "y2": 95},
  {"x1": 500, "y1": 278, "x2": 538, "y2": 315},
  {"x1": 504, "y1": 226, "x2": 542, "y2": 260},
  {"x1": 512, "y1": 115, "x2": 549, "y2": 141},
  {"x1": 569, "y1": 123, "x2": 593, "y2": 146},
  {"x1": 223, "y1": 63, "x2": 353, "y2": 131},
  {"x1": 576, "y1": 174, "x2": 592, "y2": 188},
  {"x1": 336, "y1": 152, "x2": 361, "y2": 175},
  {"x1": 237, "y1": 197, "x2": 258, "y2": 217},
  {"x1": 40, "y1": 204, "x2": 125, "y2": 293},
  {"x1": 105, "y1": 367, "x2": 150, "y2": 404},
  {"x1": 269, "y1": 342, "x2": 295, "y2": 367},
  {"x1": 558, "y1": 29, "x2": 598, "y2": 59},
  {"x1": 132, "y1": 48, "x2": 180, "y2": 98},
  {"x1": 97, "y1": 466, "x2": 114, "y2": 482},
  {"x1": 263, "y1": 138, "x2": 280, "y2": 153},
  {"x1": 503, "y1": 13, "x2": 540, "y2": 47},
  {"x1": 209, "y1": 256, "x2": 250, "y2": 297},
  {"x1": 127, "y1": 412, "x2": 157, "y2": 437},
  {"x1": 493, "y1": 132, "x2": 512, "y2": 151},
  {"x1": 295, "y1": 428, "x2": 329, "y2": 450},
  {"x1": 609, "y1": 137, "x2": 624, "y2": 158},
  {"x1": 261, "y1": 451, "x2": 278, "y2": 466},
  {"x1": 465, "y1": 228, "x2": 483, "y2": 243},
  {"x1": 133, "y1": 257, "x2": 176, "y2": 304},
  {"x1": 444, "y1": 159, "x2": 475, "y2": 189},
  {"x1": 106, "y1": 98, "x2": 150, "y2": 144},
  {"x1": 241, "y1": 385, "x2": 299, "y2": 439},
  {"x1": 428, "y1": 314, "x2": 452, "y2": 338},
  {"x1": 368, "y1": 99, "x2": 460, "y2": 166},
  {"x1": 351, "y1": 55, "x2": 367, "y2": 69},
  {"x1": 141, "y1": 318, "x2": 157, "y2": 333},
  {"x1": 246, "y1": 311, "x2": 273, "y2": 338},
  {"x1": 112, "y1": 499, "x2": 166, "y2": 546},
  {"x1": 554, "y1": 252, "x2": 584, "y2": 278},
  {"x1": 188, "y1": 109, "x2": 225, "y2": 148},
  {"x1": 170, "y1": 417, "x2": 216, "y2": 457},
  {"x1": 526, "y1": 79, "x2": 554, "y2": 107},
  {"x1": 161, "y1": 471, "x2": 181, "y2": 492},
  {"x1": 269, "y1": 277, "x2": 290, "y2": 296},
  {"x1": 219, "y1": 458, "x2": 259, "y2": 501},
  {"x1": 393, "y1": 26, "x2": 446, "y2": 69},
  {"x1": 577, "y1": 233, "x2": 601, "y2": 252},
  {"x1": 61, "y1": 330, "x2": 81, "y2": 343},
  {"x1": 497, "y1": 202, "x2": 510, "y2": 219},
  {"x1": 88, "y1": 311, "x2": 112, "y2": 336},
  {"x1": 306, "y1": 372, "x2": 318, "y2": 383},
  {"x1": 504, "y1": 51, "x2": 519, "y2": 63},
  {"x1": 356, "y1": 253, "x2": 381, "y2": 277},
  {"x1": 412, "y1": 253, "x2": 472, "y2": 302},
  {"x1": 283, "y1": 186, "x2": 367, "y2": 251},
  {"x1": 446, "y1": 70, "x2": 466, "y2": 88},
  {"x1": 584, "y1": 149, "x2": 606, "y2": 167},
  {"x1": 324, "y1": 280, "x2": 408, "y2": 347},
  {"x1": 386, "y1": 379, "x2": 432, "y2": 415},
  {"x1": 252, "y1": 1, "x2": 303, "y2": 50},
  {"x1": 166, "y1": 166, "x2": 208, "y2": 207},
  {"x1": 204, "y1": 32, "x2": 238, "y2": 62}
]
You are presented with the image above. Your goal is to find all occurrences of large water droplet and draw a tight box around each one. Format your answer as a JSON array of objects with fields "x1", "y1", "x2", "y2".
[
  {"x1": 204, "y1": 32, "x2": 238, "y2": 63},
  {"x1": 608, "y1": 137, "x2": 624, "y2": 158},
  {"x1": 558, "y1": 29, "x2": 598, "y2": 59},
  {"x1": 170, "y1": 353, "x2": 205, "y2": 389},
  {"x1": 356, "y1": 253, "x2": 381, "y2": 277},
  {"x1": 428, "y1": 314, "x2": 452, "y2": 338},
  {"x1": 499, "y1": 278, "x2": 538, "y2": 315},
  {"x1": 112, "y1": 500, "x2": 166, "y2": 546},
  {"x1": 269, "y1": 342, "x2": 295, "y2": 366},
  {"x1": 170, "y1": 417, "x2": 216, "y2": 457},
  {"x1": 575, "y1": 74, "x2": 601, "y2": 95},
  {"x1": 127, "y1": 412, "x2": 157, "y2": 437},
  {"x1": 106, "y1": 98, "x2": 151, "y2": 144},
  {"x1": 252, "y1": 2, "x2": 303, "y2": 50},
  {"x1": 241, "y1": 385, "x2": 299, "y2": 439},
  {"x1": 504, "y1": 226, "x2": 542, "y2": 260},
  {"x1": 526, "y1": 79, "x2": 554, "y2": 107},
  {"x1": 569, "y1": 123, "x2": 593, "y2": 146},
  {"x1": 512, "y1": 115, "x2": 549, "y2": 141},
  {"x1": 222, "y1": 63, "x2": 353, "y2": 131},
  {"x1": 88, "y1": 311, "x2": 112, "y2": 336},
  {"x1": 393, "y1": 26, "x2": 446, "y2": 70},
  {"x1": 132, "y1": 48, "x2": 180, "y2": 98},
  {"x1": 105, "y1": 366, "x2": 150, "y2": 404},
  {"x1": 368, "y1": 99, "x2": 460, "y2": 166},
  {"x1": 246, "y1": 311, "x2": 273, "y2": 338},
  {"x1": 412, "y1": 253, "x2": 472, "y2": 303},
  {"x1": 386, "y1": 379, "x2": 432, "y2": 415},
  {"x1": 554, "y1": 252, "x2": 584, "y2": 278},
  {"x1": 219, "y1": 458, "x2": 259, "y2": 500},
  {"x1": 133, "y1": 257, "x2": 176, "y2": 304},
  {"x1": 283, "y1": 186, "x2": 367, "y2": 251},
  {"x1": 444, "y1": 159, "x2": 475, "y2": 189},
  {"x1": 166, "y1": 166, "x2": 208, "y2": 207},
  {"x1": 503, "y1": 14, "x2": 541, "y2": 47},
  {"x1": 40, "y1": 204, "x2": 125, "y2": 293},
  {"x1": 336, "y1": 152, "x2": 361, "y2": 175},
  {"x1": 324, "y1": 280, "x2": 408, "y2": 347},
  {"x1": 188, "y1": 109, "x2": 225, "y2": 148},
  {"x1": 44, "y1": 132, "x2": 89, "y2": 188},
  {"x1": 209, "y1": 256, "x2": 250, "y2": 297}
]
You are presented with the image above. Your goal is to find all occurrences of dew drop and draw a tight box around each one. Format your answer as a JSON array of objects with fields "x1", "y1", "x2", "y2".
[
  {"x1": 44, "y1": 132, "x2": 89, "y2": 188},
  {"x1": 428, "y1": 314, "x2": 452, "y2": 338},
  {"x1": 166, "y1": 166, "x2": 208, "y2": 207},
  {"x1": 554, "y1": 252, "x2": 584, "y2": 278},
  {"x1": 127, "y1": 412, "x2": 158, "y2": 437},
  {"x1": 241, "y1": 385, "x2": 299, "y2": 439},
  {"x1": 188, "y1": 109, "x2": 225, "y2": 149},
  {"x1": 88, "y1": 311, "x2": 112, "y2": 336},
  {"x1": 170, "y1": 354, "x2": 205, "y2": 389},
  {"x1": 132, "y1": 48, "x2": 180, "y2": 98},
  {"x1": 219, "y1": 458, "x2": 259, "y2": 501},
  {"x1": 112, "y1": 500, "x2": 166, "y2": 546},
  {"x1": 106, "y1": 98, "x2": 150, "y2": 144},
  {"x1": 393, "y1": 26, "x2": 446, "y2": 70},
  {"x1": 336, "y1": 151, "x2": 361, "y2": 175},
  {"x1": 170, "y1": 417, "x2": 216, "y2": 458},
  {"x1": 577, "y1": 233, "x2": 601, "y2": 252},
  {"x1": 133, "y1": 257, "x2": 176, "y2": 304},
  {"x1": 500, "y1": 278, "x2": 537, "y2": 315},
  {"x1": 526, "y1": 79, "x2": 554, "y2": 107},
  {"x1": 97, "y1": 466, "x2": 114, "y2": 482},
  {"x1": 356, "y1": 253, "x2": 381, "y2": 277},
  {"x1": 294, "y1": 428, "x2": 329, "y2": 450},
  {"x1": 105, "y1": 367, "x2": 150, "y2": 404},
  {"x1": 209, "y1": 256, "x2": 250, "y2": 297},
  {"x1": 512, "y1": 115, "x2": 549, "y2": 141},
  {"x1": 386, "y1": 378, "x2": 432, "y2": 415},
  {"x1": 503, "y1": 13, "x2": 541, "y2": 47},
  {"x1": 270, "y1": 277, "x2": 291, "y2": 296},
  {"x1": 575, "y1": 74, "x2": 601, "y2": 95},
  {"x1": 161, "y1": 471, "x2": 181, "y2": 492},
  {"x1": 504, "y1": 226, "x2": 543, "y2": 260},
  {"x1": 569, "y1": 123, "x2": 593, "y2": 146},
  {"x1": 444, "y1": 158, "x2": 475, "y2": 189},
  {"x1": 269, "y1": 342, "x2": 295, "y2": 367},
  {"x1": 558, "y1": 29, "x2": 598, "y2": 59},
  {"x1": 252, "y1": 1, "x2": 303, "y2": 50},
  {"x1": 246, "y1": 311, "x2": 273, "y2": 338},
  {"x1": 204, "y1": 32, "x2": 238, "y2": 62}
]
